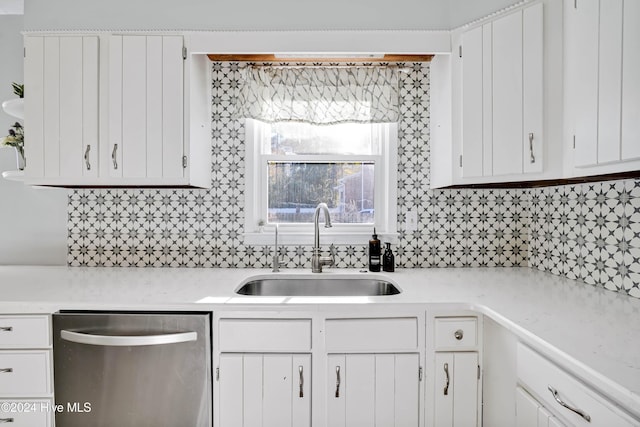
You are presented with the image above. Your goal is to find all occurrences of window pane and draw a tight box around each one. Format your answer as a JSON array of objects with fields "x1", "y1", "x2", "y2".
[
  {"x1": 267, "y1": 122, "x2": 377, "y2": 155},
  {"x1": 268, "y1": 162, "x2": 375, "y2": 224}
]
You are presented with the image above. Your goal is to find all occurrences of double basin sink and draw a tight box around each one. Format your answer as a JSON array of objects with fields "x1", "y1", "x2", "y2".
[{"x1": 236, "y1": 276, "x2": 401, "y2": 296}]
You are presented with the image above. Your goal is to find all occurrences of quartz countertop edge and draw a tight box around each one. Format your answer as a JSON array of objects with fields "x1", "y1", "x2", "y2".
[{"x1": 0, "y1": 265, "x2": 638, "y2": 418}]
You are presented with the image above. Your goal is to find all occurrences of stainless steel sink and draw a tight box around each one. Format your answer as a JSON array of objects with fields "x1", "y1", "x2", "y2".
[{"x1": 235, "y1": 277, "x2": 401, "y2": 296}]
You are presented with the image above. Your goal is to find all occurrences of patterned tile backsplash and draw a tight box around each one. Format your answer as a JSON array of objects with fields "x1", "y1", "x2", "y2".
[{"x1": 67, "y1": 62, "x2": 640, "y2": 299}]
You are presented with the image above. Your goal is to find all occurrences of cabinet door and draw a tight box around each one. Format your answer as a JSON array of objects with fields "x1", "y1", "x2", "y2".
[
  {"x1": 328, "y1": 353, "x2": 420, "y2": 427},
  {"x1": 24, "y1": 36, "x2": 99, "y2": 180},
  {"x1": 434, "y1": 352, "x2": 479, "y2": 427},
  {"x1": 516, "y1": 386, "x2": 567, "y2": 427},
  {"x1": 621, "y1": 0, "x2": 640, "y2": 161},
  {"x1": 218, "y1": 353, "x2": 311, "y2": 427},
  {"x1": 461, "y1": 26, "x2": 486, "y2": 178},
  {"x1": 109, "y1": 35, "x2": 184, "y2": 180},
  {"x1": 516, "y1": 386, "x2": 540, "y2": 427},
  {"x1": 597, "y1": 0, "x2": 623, "y2": 164},
  {"x1": 567, "y1": 0, "x2": 599, "y2": 167},
  {"x1": 523, "y1": 3, "x2": 544, "y2": 174},
  {"x1": 492, "y1": 11, "x2": 524, "y2": 176}
]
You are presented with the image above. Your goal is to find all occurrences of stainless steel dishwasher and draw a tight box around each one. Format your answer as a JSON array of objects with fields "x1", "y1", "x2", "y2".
[{"x1": 53, "y1": 311, "x2": 212, "y2": 427}]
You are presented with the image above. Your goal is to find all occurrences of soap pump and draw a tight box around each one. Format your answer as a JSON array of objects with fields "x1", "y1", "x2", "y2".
[
  {"x1": 383, "y1": 242, "x2": 395, "y2": 272},
  {"x1": 368, "y1": 228, "x2": 381, "y2": 272}
]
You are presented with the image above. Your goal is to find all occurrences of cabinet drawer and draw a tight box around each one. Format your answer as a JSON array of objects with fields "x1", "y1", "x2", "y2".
[
  {"x1": 434, "y1": 317, "x2": 477, "y2": 350},
  {"x1": 325, "y1": 317, "x2": 418, "y2": 351},
  {"x1": 517, "y1": 344, "x2": 637, "y2": 426},
  {"x1": 0, "y1": 399, "x2": 53, "y2": 427},
  {"x1": 0, "y1": 351, "x2": 51, "y2": 396},
  {"x1": 0, "y1": 316, "x2": 50, "y2": 348},
  {"x1": 219, "y1": 319, "x2": 311, "y2": 352}
]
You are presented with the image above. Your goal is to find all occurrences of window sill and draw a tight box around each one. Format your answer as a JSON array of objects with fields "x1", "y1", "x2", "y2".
[{"x1": 244, "y1": 231, "x2": 399, "y2": 246}]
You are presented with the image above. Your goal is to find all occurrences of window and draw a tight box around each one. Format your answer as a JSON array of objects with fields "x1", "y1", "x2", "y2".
[{"x1": 245, "y1": 119, "x2": 397, "y2": 245}]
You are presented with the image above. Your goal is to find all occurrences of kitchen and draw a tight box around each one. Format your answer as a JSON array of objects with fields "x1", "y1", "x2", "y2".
[{"x1": 0, "y1": 0, "x2": 639, "y2": 426}]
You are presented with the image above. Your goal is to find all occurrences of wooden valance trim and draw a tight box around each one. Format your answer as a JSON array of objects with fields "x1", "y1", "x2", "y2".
[{"x1": 206, "y1": 54, "x2": 433, "y2": 62}]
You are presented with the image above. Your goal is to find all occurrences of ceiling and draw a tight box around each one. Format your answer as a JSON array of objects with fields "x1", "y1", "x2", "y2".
[{"x1": 0, "y1": 0, "x2": 23, "y2": 14}]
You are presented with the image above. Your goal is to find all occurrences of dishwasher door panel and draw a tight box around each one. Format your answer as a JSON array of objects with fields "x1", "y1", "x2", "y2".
[{"x1": 53, "y1": 312, "x2": 212, "y2": 427}]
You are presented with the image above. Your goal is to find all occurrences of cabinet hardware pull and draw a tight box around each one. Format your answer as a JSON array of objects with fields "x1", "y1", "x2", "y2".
[
  {"x1": 0, "y1": 418, "x2": 14, "y2": 423},
  {"x1": 335, "y1": 366, "x2": 341, "y2": 398},
  {"x1": 0, "y1": 327, "x2": 12, "y2": 332},
  {"x1": 454, "y1": 329, "x2": 464, "y2": 340},
  {"x1": 444, "y1": 362, "x2": 450, "y2": 395},
  {"x1": 0, "y1": 368, "x2": 13, "y2": 374},
  {"x1": 548, "y1": 385, "x2": 591, "y2": 422},
  {"x1": 299, "y1": 365, "x2": 304, "y2": 398},
  {"x1": 112, "y1": 144, "x2": 118, "y2": 170},
  {"x1": 84, "y1": 145, "x2": 91, "y2": 171},
  {"x1": 529, "y1": 133, "x2": 535, "y2": 163}
]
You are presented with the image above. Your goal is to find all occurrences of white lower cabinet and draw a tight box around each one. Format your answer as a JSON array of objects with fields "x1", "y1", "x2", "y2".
[
  {"x1": 517, "y1": 343, "x2": 638, "y2": 427},
  {"x1": 0, "y1": 399, "x2": 53, "y2": 427},
  {"x1": 218, "y1": 353, "x2": 311, "y2": 427},
  {"x1": 431, "y1": 314, "x2": 481, "y2": 427},
  {"x1": 327, "y1": 353, "x2": 420, "y2": 427},
  {"x1": 214, "y1": 311, "x2": 424, "y2": 427},
  {"x1": 0, "y1": 315, "x2": 53, "y2": 427},
  {"x1": 434, "y1": 352, "x2": 479, "y2": 427}
]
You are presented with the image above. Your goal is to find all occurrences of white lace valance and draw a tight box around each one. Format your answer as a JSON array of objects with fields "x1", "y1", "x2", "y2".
[{"x1": 232, "y1": 66, "x2": 400, "y2": 125}]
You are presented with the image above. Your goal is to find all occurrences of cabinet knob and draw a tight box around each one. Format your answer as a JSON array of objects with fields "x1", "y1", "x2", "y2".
[{"x1": 454, "y1": 329, "x2": 464, "y2": 340}]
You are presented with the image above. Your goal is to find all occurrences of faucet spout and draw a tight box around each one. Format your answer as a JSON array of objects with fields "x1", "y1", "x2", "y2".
[
  {"x1": 313, "y1": 203, "x2": 332, "y2": 249},
  {"x1": 312, "y1": 203, "x2": 334, "y2": 273}
]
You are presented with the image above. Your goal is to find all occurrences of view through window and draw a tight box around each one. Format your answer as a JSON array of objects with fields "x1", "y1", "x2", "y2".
[{"x1": 260, "y1": 121, "x2": 382, "y2": 225}]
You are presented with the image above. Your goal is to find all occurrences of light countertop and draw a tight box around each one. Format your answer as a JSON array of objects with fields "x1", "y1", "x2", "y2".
[{"x1": 0, "y1": 265, "x2": 639, "y2": 416}]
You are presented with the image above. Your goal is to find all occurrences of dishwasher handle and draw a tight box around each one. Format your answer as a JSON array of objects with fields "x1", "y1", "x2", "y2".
[{"x1": 60, "y1": 330, "x2": 197, "y2": 347}]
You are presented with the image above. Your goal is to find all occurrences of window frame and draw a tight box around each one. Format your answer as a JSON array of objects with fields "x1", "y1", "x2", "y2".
[{"x1": 243, "y1": 119, "x2": 398, "y2": 245}]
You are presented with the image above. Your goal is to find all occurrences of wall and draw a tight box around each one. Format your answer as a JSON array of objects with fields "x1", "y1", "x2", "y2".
[
  {"x1": 24, "y1": 0, "x2": 449, "y2": 31},
  {"x1": 0, "y1": 15, "x2": 67, "y2": 265},
  {"x1": 23, "y1": 0, "x2": 522, "y2": 32},
  {"x1": 529, "y1": 180, "x2": 640, "y2": 298}
]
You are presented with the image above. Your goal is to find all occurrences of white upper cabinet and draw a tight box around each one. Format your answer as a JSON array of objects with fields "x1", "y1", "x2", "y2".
[
  {"x1": 620, "y1": 0, "x2": 640, "y2": 161},
  {"x1": 24, "y1": 36, "x2": 99, "y2": 183},
  {"x1": 492, "y1": 11, "x2": 525, "y2": 176},
  {"x1": 565, "y1": 0, "x2": 640, "y2": 174},
  {"x1": 431, "y1": 2, "x2": 547, "y2": 188},
  {"x1": 109, "y1": 35, "x2": 185, "y2": 181},
  {"x1": 23, "y1": 33, "x2": 211, "y2": 188}
]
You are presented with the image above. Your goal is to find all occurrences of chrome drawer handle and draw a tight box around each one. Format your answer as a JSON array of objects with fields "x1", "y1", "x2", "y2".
[
  {"x1": 529, "y1": 133, "x2": 536, "y2": 163},
  {"x1": 548, "y1": 385, "x2": 591, "y2": 422},
  {"x1": 298, "y1": 366, "x2": 304, "y2": 398},
  {"x1": 444, "y1": 362, "x2": 450, "y2": 395},
  {"x1": 84, "y1": 145, "x2": 91, "y2": 171},
  {"x1": 335, "y1": 366, "x2": 341, "y2": 398},
  {"x1": 454, "y1": 329, "x2": 464, "y2": 340},
  {"x1": 0, "y1": 418, "x2": 14, "y2": 423},
  {"x1": 112, "y1": 144, "x2": 118, "y2": 170},
  {"x1": 0, "y1": 368, "x2": 13, "y2": 373},
  {"x1": 0, "y1": 327, "x2": 12, "y2": 332}
]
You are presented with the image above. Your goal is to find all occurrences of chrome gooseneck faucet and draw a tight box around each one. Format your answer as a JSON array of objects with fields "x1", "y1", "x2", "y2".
[{"x1": 312, "y1": 203, "x2": 335, "y2": 273}]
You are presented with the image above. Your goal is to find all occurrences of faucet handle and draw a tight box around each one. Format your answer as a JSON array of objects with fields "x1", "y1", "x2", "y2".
[{"x1": 329, "y1": 244, "x2": 336, "y2": 266}]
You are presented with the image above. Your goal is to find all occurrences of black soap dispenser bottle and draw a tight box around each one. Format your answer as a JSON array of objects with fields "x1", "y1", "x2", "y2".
[
  {"x1": 383, "y1": 242, "x2": 395, "y2": 272},
  {"x1": 368, "y1": 228, "x2": 381, "y2": 272}
]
